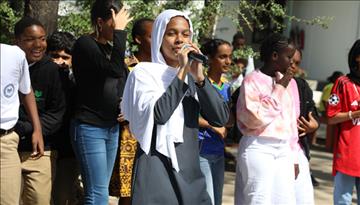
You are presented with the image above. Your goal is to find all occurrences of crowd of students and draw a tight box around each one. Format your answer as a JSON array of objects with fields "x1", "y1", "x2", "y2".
[{"x1": 1, "y1": 0, "x2": 360, "y2": 205}]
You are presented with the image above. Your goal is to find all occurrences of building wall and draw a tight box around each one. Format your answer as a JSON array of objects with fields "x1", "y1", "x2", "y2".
[
  {"x1": 215, "y1": 1, "x2": 360, "y2": 82},
  {"x1": 289, "y1": 1, "x2": 360, "y2": 81}
]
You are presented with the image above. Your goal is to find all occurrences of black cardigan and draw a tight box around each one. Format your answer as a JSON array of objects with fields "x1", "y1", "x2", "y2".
[
  {"x1": 72, "y1": 30, "x2": 128, "y2": 127},
  {"x1": 294, "y1": 77, "x2": 320, "y2": 160}
]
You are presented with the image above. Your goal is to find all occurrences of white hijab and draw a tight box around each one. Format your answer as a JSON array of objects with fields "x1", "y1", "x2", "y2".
[{"x1": 121, "y1": 10, "x2": 193, "y2": 172}]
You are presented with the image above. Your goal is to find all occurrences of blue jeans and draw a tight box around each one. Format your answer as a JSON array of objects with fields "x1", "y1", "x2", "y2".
[
  {"x1": 71, "y1": 120, "x2": 119, "y2": 205},
  {"x1": 199, "y1": 154, "x2": 225, "y2": 205},
  {"x1": 334, "y1": 171, "x2": 360, "y2": 205}
]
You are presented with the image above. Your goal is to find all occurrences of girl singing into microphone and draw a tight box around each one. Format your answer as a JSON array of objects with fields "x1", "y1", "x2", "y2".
[{"x1": 121, "y1": 9, "x2": 229, "y2": 205}]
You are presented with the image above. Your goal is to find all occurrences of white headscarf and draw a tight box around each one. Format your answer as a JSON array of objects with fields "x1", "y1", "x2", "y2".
[{"x1": 121, "y1": 10, "x2": 193, "y2": 172}]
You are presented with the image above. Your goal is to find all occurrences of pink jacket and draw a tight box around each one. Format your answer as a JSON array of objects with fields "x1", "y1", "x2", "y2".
[{"x1": 236, "y1": 70, "x2": 300, "y2": 162}]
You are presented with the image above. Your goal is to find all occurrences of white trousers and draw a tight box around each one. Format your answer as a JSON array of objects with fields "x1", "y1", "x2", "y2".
[
  {"x1": 295, "y1": 148, "x2": 314, "y2": 205},
  {"x1": 235, "y1": 136, "x2": 296, "y2": 205}
]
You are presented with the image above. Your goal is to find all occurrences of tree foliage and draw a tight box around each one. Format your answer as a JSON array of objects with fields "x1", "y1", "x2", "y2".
[
  {"x1": 233, "y1": 0, "x2": 333, "y2": 33},
  {"x1": 0, "y1": 0, "x2": 333, "y2": 47},
  {"x1": 127, "y1": 0, "x2": 333, "y2": 44},
  {"x1": 0, "y1": 0, "x2": 21, "y2": 43},
  {"x1": 58, "y1": 1, "x2": 92, "y2": 37}
]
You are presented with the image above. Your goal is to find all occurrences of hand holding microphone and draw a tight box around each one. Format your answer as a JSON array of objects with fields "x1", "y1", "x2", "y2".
[
  {"x1": 177, "y1": 43, "x2": 206, "y2": 83},
  {"x1": 182, "y1": 44, "x2": 208, "y2": 64},
  {"x1": 188, "y1": 52, "x2": 208, "y2": 64}
]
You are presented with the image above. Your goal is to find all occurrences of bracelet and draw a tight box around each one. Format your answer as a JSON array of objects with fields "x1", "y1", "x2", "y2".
[
  {"x1": 349, "y1": 110, "x2": 353, "y2": 120},
  {"x1": 195, "y1": 79, "x2": 205, "y2": 88}
]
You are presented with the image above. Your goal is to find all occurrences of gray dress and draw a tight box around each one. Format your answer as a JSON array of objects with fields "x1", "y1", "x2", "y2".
[{"x1": 131, "y1": 76, "x2": 229, "y2": 205}]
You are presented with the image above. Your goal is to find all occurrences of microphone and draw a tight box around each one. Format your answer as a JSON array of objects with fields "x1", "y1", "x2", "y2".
[
  {"x1": 182, "y1": 44, "x2": 208, "y2": 64},
  {"x1": 188, "y1": 52, "x2": 208, "y2": 64}
]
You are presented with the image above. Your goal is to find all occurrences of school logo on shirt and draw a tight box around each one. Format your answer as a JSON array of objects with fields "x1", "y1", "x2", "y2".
[
  {"x1": 3, "y1": 84, "x2": 15, "y2": 98},
  {"x1": 34, "y1": 90, "x2": 42, "y2": 98},
  {"x1": 328, "y1": 94, "x2": 340, "y2": 106},
  {"x1": 34, "y1": 90, "x2": 43, "y2": 102}
]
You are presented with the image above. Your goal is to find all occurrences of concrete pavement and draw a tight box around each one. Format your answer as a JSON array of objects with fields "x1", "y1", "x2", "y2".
[{"x1": 222, "y1": 140, "x2": 358, "y2": 205}]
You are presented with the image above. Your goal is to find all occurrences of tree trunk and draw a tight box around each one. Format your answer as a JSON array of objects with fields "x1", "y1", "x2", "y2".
[
  {"x1": 9, "y1": 0, "x2": 24, "y2": 12},
  {"x1": 24, "y1": 0, "x2": 59, "y2": 36}
]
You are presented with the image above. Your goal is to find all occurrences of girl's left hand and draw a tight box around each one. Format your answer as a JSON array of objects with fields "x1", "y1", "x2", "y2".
[
  {"x1": 211, "y1": 126, "x2": 227, "y2": 139},
  {"x1": 298, "y1": 112, "x2": 319, "y2": 137},
  {"x1": 117, "y1": 113, "x2": 125, "y2": 123},
  {"x1": 112, "y1": 7, "x2": 133, "y2": 30}
]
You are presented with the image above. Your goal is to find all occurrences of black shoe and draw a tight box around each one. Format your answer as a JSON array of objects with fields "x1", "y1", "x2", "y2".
[{"x1": 311, "y1": 174, "x2": 320, "y2": 187}]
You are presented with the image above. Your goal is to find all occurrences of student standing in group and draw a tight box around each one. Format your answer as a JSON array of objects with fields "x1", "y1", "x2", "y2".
[
  {"x1": 124, "y1": 18, "x2": 153, "y2": 66},
  {"x1": 235, "y1": 33, "x2": 299, "y2": 205},
  {"x1": 70, "y1": 0, "x2": 131, "y2": 204},
  {"x1": 228, "y1": 32, "x2": 255, "y2": 145},
  {"x1": 292, "y1": 47, "x2": 319, "y2": 205},
  {"x1": 14, "y1": 17, "x2": 66, "y2": 205},
  {"x1": 198, "y1": 38, "x2": 232, "y2": 205},
  {"x1": 327, "y1": 39, "x2": 360, "y2": 205},
  {"x1": 47, "y1": 31, "x2": 82, "y2": 205},
  {"x1": 230, "y1": 32, "x2": 255, "y2": 91},
  {"x1": 109, "y1": 17, "x2": 153, "y2": 205},
  {"x1": 0, "y1": 43, "x2": 44, "y2": 205},
  {"x1": 121, "y1": 9, "x2": 229, "y2": 205}
]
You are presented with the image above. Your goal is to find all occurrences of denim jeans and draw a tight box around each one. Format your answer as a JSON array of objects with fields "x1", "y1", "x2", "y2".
[
  {"x1": 71, "y1": 120, "x2": 119, "y2": 205},
  {"x1": 334, "y1": 171, "x2": 360, "y2": 205},
  {"x1": 199, "y1": 154, "x2": 225, "y2": 205}
]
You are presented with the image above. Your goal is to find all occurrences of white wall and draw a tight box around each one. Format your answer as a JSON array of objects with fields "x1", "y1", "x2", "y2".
[
  {"x1": 290, "y1": 1, "x2": 360, "y2": 81},
  {"x1": 214, "y1": 16, "x2": 237, "y2": 43},
  {"x1": 214, "y1": 1, "x2": 360, "y2": 81}
]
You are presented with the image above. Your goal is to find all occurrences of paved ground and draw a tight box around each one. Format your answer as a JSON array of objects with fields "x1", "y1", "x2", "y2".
[{"x1": 222, "y1": 144, "x2": 335, "y2": 205}]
